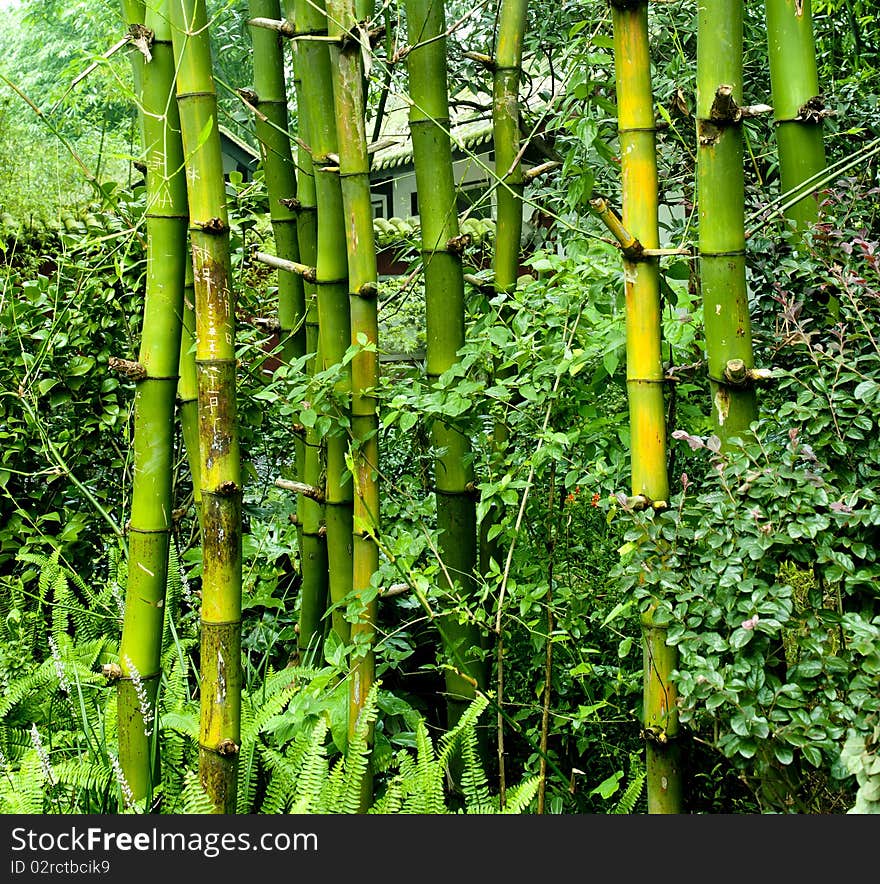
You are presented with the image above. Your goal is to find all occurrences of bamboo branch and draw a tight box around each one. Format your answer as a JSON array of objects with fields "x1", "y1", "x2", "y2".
[
  {"x1": 589, "y1": 197, "x2": 642, "y2": 256},
  {"x1": 523, "y1": 160, "x2": 561, "y2": 183},
  {"x1": 274, "y1": 478, "x2": 326, "y2": 502},
  {"x1": 246, "y1": 16, "x2": 296, "y2": 37},
  {"x1": 463, "y1": 50, "x2": 495, "y2": 71},
  {"x1": 250, "y1": 249, "x2": 317, "y2": 281}
]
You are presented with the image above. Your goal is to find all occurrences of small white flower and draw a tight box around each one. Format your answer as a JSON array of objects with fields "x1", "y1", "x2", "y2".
[
  {"x1": 123, "y1": 656, "x2": 154, "y2": 738},
  {"x1": 29, "y1": 724, "x2": 56, "y2": 786},
  {"x1": 108, "y1": 751, "x2": 137, "y2": 812},
  {"x1": 48, "y1": 636, "x2": 70, "y2": 695}
]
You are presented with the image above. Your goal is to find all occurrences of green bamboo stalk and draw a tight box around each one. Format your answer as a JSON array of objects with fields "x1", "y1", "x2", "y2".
[
  {"x1": 405, "y1": 0, "x2": 488, "y2": 726},
  {"x1": 765, "y1": 0, "x2": 826, "y2": 232},
  {"x1": 293, "y1": 0, "x2": 353, "y2": 653},
  {"x1": 697, "y1": 0, "x2": 757, "y2": 444},
  {"x1": 610, "y1": 0, "x2": 680, "y2": 815},
  {"x1": 117, "y1": 0, "x2": 188, "y2": 803},
  {"x1": 327, "y1": 0, "x2": 380, "y2": 759},
  {"x1": 170, "y1": 0, "x2": 243, "y2": 814},
  {"x1": 493, "y1": 0, "x2": 527, "y2": 299}
]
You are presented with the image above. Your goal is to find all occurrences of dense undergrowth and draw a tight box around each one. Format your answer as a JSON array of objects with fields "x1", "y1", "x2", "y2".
[{"x1": 0, "y1": 0, "x2": 878, "y2": 814}]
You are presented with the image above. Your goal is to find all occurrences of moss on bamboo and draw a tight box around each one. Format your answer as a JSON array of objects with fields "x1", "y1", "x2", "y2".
[{"x1": 170, "y1": 0, "x2": 243, "y2": 814}]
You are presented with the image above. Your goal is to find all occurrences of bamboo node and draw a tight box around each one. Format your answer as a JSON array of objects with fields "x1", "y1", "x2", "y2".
[
  {"x1": 127, "y1": 24, "x2": 153, "y2": 63},
  {"x1": 709, "y1": 84, "x2": 738, "y2": 123},
  {"x1": 108, "y1": 356, "x2": 147, "y2": 382},
  {"x1": 216, "y1": 739, "x2": 240, "y2": 756},
  {"x1": 101, "y1": 663, "x2": 123, "y2": 681},
  {"x1": 723, "y1": 358, "x2": 748, "y2": 385},
  {"x1": 796, "y1": 95, "x2": 833, "y2": 124},
  {"x1": 196, "y1": 217, "x2": 228, "y2": 235},
  {"x1": 446, "y1": 233, "x2": 472, "y2": 255},
  {"x1": 641, "y1": 725, "x2": 670, "y2": 745}
]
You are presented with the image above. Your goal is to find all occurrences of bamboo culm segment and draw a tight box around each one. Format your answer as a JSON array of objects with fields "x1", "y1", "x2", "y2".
[
  {"x1": 170, "y1": 0, "x2": 243, "y2": 814},
  {"x1": 406, "y1": 0, "x2": 487, "y2": 723},
  {"x1": 117, "y1": 0, "x2": 188, "y2": 802},
  {"x1": 294, "y1": 0, "x2": 353, "y2": 651},
  {"x1": 610, "y1": 0, "x2": 679, "y2": 814},
  {"x1": 178, "y1": 261, "x2": 202, "y2": 520},
  {"x1": 327, "y1": 0, "x2": 380, "y2": 757},
  {"x1": 697, "y1": 0, "x2": 757, "y2": 443},
  {"x1": 765, "y1": 0, "x2": 826, "y2": 231}
]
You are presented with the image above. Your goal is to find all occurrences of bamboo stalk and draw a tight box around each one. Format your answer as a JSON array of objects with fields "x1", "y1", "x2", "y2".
[
  {"x1": 610, "y1": 0, "x2": 680, "y2": 814},
  {"x1": 765, "y1": 0, "x2": 827, "y2": 233},
  {"x1": 178, "y1": 258, "x2": 202, "y2": 526},
  {"x1": 292, "y1": 0, "x2": 353, "y2": 652},
  {"x1": 697, "y1": 0, "x2": 757, "y2": 444},
  {"x1": 117, "y1": 0, "x2": 188, "y2": 803},
  {"x1": 405, "y1": 0, "x2": 488, "y2": 730},
  {"x1": 328, "y1": 0, "x2": 380, "y2": 804},
  {"x1": 170, "y1": 0, "x2": 243, "y2": 814}
]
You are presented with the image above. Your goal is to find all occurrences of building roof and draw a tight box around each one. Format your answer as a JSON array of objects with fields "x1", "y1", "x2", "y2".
[
  {"x1": 369, "y1": 74, "x2": 557, "y2": 174},
  {"x1": 219, "y1": 125, "x2": 260, "y2": 164}
]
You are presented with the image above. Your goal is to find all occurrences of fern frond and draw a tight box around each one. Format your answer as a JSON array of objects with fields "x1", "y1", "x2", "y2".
[
  {"x1": 437, "y1": 692, "x2": 490, "y2": 772},
  {"x1": 0, "y1": 752, "x2": 47, "y2": 813},
  {"x1": 53, "y1": 757, "x2": 114, "y2": 799},
  {"x1": 179, "y1": 770, "x2": 215, "y2": 814},
  {"x1": 459, "y1": 725, "x2": 493, "y2": 813},
  {"x1": 613, "y1": 754, "x2": 646, "y2": 814},
  {"x1": 499, "y1": 775, "x2": 540, "y2": 814},
  {"x1": 335, "y1": 683, "x2": 380, "y2": 814},
  {"x1": 160, "y1": 711, "x2": 199, "y2": 742},
  {"x1": 0, "y1": 659, "x2": 55, "y2": 717},
  {"x1": 289, "y1": 719, "x2": 330, "y2": 814}
]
